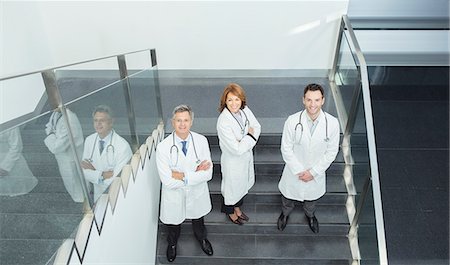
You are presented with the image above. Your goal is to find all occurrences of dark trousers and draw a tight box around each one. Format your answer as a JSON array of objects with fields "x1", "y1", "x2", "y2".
[
  {"x1": 221, "y1": 197, "x2": 244, "y2": 214},
  {"x1": 281, "y1": 195, "x2": 317, "y2": 218},
  {"x1": 166, "y1": 217, "x2": 207, "y2": 246}
]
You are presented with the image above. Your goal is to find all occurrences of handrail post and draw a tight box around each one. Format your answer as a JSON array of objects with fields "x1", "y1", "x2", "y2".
[
  {"x1": 150, "y1": 49, "x2": 164, "y2": 123},
  {"x1": 41, "y1": 70, "x2": 93, "y2": 210},
  {"x1": 117, "y1": 55, "x2": 139, "y2": 151}
]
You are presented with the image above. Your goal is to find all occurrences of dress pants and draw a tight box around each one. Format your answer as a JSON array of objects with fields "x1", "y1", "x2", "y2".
[
  {"x1": 166, "y1": 217, "x2": 207, "y2": 246},
  {"x1": 281, "y1": 195, "x2": 317, "y2": 217},
  {"x1": 221, "y1": 197, "x2": 244, "y2": 214}
]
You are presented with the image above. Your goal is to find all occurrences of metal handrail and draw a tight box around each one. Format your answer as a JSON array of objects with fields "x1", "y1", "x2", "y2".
[
  {"x1": 340, "y1": 15, "x2": 388, "y2": 264},
  {"x1": 0, "y1": 48, "x2": 152, "y2": 81}
]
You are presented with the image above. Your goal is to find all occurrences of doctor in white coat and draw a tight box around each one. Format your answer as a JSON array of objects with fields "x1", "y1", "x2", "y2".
[
  {"x1": 217, "y1": 83, "x2": 261, "y2": 225},
  {"x1": 156, "y1": 105, "x2": 213, "y2": 262},
  {"x1": 0, "y1": 127, "x2": 38, "y2": 196},
  {"x1": 277, "y1": 83, "x2": 339, "y2": 233},
  {"x1": 44, "y1": 108, "x2": 85, "y2": 202},
  {"x1": 81, "y1": 105, "x2": 132, "y2": 202}
]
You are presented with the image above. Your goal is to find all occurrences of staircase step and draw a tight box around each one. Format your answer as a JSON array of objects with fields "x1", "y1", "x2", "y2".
[
  {"x1": 210, "y1": 146, "x2": 369, "y2": 164},
  {"x1": 159, "y1": 200, "x2": 349, "y2": 235},
  {"x1": 0, "y1": 213, "x2": 82, "y2": 239},
  {"x1": 156, "y1": 233, "x2": 351, "y2": 265},
  {"x1": 209, "y1": 174, "x2": 349, "y2": 194},
  {"x1": 0, "y1": 193, "x2": 84, "y2": 214},
  {"x1": 0, "y1": 239, "x2": 63, "y2": 265},
  {"x1": 212, "y1": 163, "x2": 368, "y2": 176}
]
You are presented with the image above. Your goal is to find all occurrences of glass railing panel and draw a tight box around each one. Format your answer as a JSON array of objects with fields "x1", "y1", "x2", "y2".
[
  {"x1": 54, "y1": 57, "x2": 120, "y2": 105},
  {"x1": 1, "y1": 117, "x2": 85, "y2": 265},
  {"x1": 0, "y1": 73, "x2": 47, "y2": 125},
  {"x1": 358, "y1": 186, "x2": 380, "y2": 265},
  {"x1": 128, "y1": 68, "x2": 161, "y2": 138},
  {"x1": 124, "y1": 50, "x2": 153, "y2": 73},
  {"x1": 335, "y1": 31, "x2": 361, "y2": 120},
  {"x1": 66, "y1": 80, "x2": 134, "y2": 205}
]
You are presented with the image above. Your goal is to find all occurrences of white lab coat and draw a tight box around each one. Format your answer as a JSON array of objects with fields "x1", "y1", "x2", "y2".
[
  {"x1": 82, "y1": 130, "x2": 132, "y2": 201},
  {"x1": 156, "y1": 131, "x2": 212, "y2": 225},
  {"x1": 217, "y1": 106, "x2": 261, "y2": 205},
  {"x1": 0, "y1": 127, "x2": 38, "y2": 196},
  {"x1": 278, "y1": 110, "x2": 339, "y2": 201},
  {"x1": 44, "y1": 109, "x2": 85, "y2": 202}
]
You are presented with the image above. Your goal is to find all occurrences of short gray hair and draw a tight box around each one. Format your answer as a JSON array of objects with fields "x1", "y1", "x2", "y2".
[
  {"x1": 92, "y1": 105, "x2": 113, "y2": 119},
  {"x1": 172, "y1": 104, "x2": 194, "y2": 120}
]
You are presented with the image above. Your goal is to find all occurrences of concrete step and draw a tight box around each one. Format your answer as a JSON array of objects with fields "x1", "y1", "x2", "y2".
[
  {"x1": 156, "y1": 233, "x2": 352, "y2": 265},
  {"x1": 0, "y1": 213, "x2": 82, "y2": 239},
  {"x1": 0, "y1": 239, "x2": 63, "y2": 265}
]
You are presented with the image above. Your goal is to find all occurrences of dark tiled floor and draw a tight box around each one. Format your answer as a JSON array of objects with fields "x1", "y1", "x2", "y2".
[{"x1": 370, "y1": 66, "x2": 449, "y2": 265}]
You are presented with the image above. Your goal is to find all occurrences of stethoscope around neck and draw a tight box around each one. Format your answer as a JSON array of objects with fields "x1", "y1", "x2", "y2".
[
  {"x1": 294, "y1": 110, "x2": 329, "y2": 143},
  {"x1": 169, "y1": 131, "x2": 200, "y2": 168},
  {"x1": 87, "y1": 130, "x2": 115, "y2": 166},
  {"x1": 227, "y1": 108, "x2": 249, "y2": 135}
]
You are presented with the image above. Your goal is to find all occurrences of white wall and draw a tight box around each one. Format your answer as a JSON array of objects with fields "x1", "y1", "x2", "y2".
[
  {"x1": 76, "y1": 145, "x2": 161, "y2": 265},
  {"x1": 1, "y1": 1, "x2": 348, "y2": 76},
  {"x1": 0, "y1": 1, "x2": 348, "y2": 124}
]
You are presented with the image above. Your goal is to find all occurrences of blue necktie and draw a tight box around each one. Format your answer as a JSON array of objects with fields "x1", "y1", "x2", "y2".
[
  {"x1": 181, "y1": 141, "x2": 187, "y2": 156},
  {"x1": 99, "y1": 140, "x2": 105, "y2": 154}
]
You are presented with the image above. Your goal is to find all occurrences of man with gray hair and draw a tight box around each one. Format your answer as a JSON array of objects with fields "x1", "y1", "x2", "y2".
[
  {"x1": 81, "y1": 105, "x2": 132, "y2": 202},
  {"x1": 156, "y1": 104, "x2": 214, "y2": 262}
]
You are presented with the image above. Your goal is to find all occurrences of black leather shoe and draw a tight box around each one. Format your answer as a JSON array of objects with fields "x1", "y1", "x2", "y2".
[
  {"x1": 199, "y1": 239, "x2": 213, "y2": 256},
  {"x1": 166, "y1": 244, "x2": 177, "y2": 262},
  {"x1": 306, "y1": 215, "x2": 319, "y2": 233},
  {"x1": 277, "y1": 212, "x2": 289, "y2": 231}
]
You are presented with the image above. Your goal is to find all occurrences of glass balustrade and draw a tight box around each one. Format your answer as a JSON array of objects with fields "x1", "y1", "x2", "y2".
[
  {"x1": 334, "y1": 16, "x2": 388, "y2": 264},
  {"x1": 0, "y1": 49, "x2": 160, "y2": 265}
]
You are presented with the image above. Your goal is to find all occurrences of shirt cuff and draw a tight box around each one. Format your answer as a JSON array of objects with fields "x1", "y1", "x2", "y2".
[{"x1": 247, "y1": 133, "x2": 257, "y2": 142}]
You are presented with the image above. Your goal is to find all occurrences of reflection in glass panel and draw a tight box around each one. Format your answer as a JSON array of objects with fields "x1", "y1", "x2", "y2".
[
  {"x1": 68, "y1": 81, "x2": 133, "y2": 203},
  {"x1": 1, "y1": 118, "x2": 85, "y2": 265},
  {"x1": 0, "y1": 126, "x2": 38, "y2": 196},
  {"x1": 43, "y1": 108, "x2": 85, "y2": 202},
  {"x1": 55, "y1": 57, "x2": 121, "y2": 105}
]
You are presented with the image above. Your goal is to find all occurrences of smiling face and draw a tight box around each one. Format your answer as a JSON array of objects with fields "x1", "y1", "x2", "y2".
[
  {"x1": 93, "y1": 111, "x2": 113, "y2": 138},
  {"x1": 172, "y1": 111, "x2": 192, "y2": 139},
  {"x1": 226, "y1": 92, "x2": 242, "y2": 114},
  {"x1": 303, "y1": 90, "x2": 325, "y2": 120}
]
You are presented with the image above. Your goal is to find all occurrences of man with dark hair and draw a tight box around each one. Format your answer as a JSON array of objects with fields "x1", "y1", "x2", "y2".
[{"x1": 277, "y1": 83, "x2": 340, "y2": 233}]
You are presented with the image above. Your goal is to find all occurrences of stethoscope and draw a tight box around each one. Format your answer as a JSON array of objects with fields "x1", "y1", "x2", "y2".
[
  {"x1": 169, "y1": 131, "x2": 200, "y2": 168},
  {"x1": 87, "y1": 130, "x2": 115, "y2": 167},
  {"x1": 51, "y1": 112, "x2": 62, "y2": 130},
  {"x1": 228, "y1": 108, "x2": 249, "y2": 135},
  {"x1": 294, "y1": 110, "x2": 329, "y2": 143}
]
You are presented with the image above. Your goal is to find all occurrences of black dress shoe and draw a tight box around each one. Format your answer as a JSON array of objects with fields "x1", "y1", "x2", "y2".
[
  {"x1": 199, "y1": 239, "x2": 213, "y2": 256},
  {"x1": 306, "y1": 215, "x2": 319, "y2": 233},
  {"x1": 166, "y1": 244, "x2": 177, "y2": 262},
  {"x1": 277, "y1": 212, "x2": 289, "y2": 231}
]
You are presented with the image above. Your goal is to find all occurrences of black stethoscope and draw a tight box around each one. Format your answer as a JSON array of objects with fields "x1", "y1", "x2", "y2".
[
  {"x1": 169, "y1": 131, "x2": 200, "y2": 168},
  {"x1": 294, "y1": 110, "x2": 329, "y2": 143},
  {"x1": 228, "y1": 108, "x2": 249, "y2": 135},
  {"x1": 87, "y1": 130, "x2": 115, "y2": 166}
]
